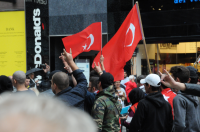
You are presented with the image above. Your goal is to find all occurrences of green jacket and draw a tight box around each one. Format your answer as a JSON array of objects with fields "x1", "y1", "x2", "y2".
[{"x1": 91, "y1": 85, "x2": 122, "y2": 132}]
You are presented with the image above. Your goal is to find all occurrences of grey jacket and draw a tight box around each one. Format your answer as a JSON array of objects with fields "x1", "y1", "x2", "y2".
[
  {"x1": 183, "y1": 83, "x2": 200, "y2": 97},
  {"x1": 173, "y1": 91, "x2": 200, "y2": 132}
]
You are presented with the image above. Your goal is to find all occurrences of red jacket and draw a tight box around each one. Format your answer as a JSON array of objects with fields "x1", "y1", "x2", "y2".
[
  {"x1": 161, "y1": 88, "x2": 176, "y2": 118},
  {"x1": 125, "y1": 81, "x2": 137, "y2": 103}
]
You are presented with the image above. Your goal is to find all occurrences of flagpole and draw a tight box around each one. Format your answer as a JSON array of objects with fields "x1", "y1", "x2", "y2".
[
  {"x1": 136, "y1": 1, "x2": 152, "y2": 74},
  {"x1": 101, "y1": 21, "x2": 102, "y2": 55}
]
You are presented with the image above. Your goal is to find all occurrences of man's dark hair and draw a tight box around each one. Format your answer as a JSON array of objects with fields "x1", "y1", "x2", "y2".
[
  {"x1": 137, "y1": 75, "x2": 146, "y2": 84},
  {"x1": 90, "y1": 70, "x2": 100, "y2": 77},
  {"x1": 52, "y1": 72, "x2": 69, "y2": 90},
  {"x1": 190, "y1": 77, "x2": 198, "y2": 84},
  {"x1": 145, "y1": 83, "x2": 160, "y2": 91},
  {"x1": 90, "y1": 77, "x2": 99, "y2": 90},
  {"x1": 170, "y1": 66, "x2": 190, "y2": 83},
  {"x1": 0, "y1": 76, "x2": 13, "y2": 94}
]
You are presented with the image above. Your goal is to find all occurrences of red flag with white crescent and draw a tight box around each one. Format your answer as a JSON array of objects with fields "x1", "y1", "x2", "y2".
[
  {"x1": 62, "y1": 22, "x2": 102, "y2": 58},
  {"x1": 92, "y1": 4, "x2": 142, "y2": 81}
]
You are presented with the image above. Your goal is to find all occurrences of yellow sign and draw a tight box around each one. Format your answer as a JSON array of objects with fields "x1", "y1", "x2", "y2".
[{"x1": 0, "y1": 11, "x2": 26, "y2": 76}]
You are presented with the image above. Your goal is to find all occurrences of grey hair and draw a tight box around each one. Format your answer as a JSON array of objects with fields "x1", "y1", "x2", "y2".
[
  {"x1": 13, "y1": 71, "x2": 26, "y2": 84},
  {"x1": 129, "y1": 75, "x2": 135, "y2": 81},
  {"x1": 0, "y1": 93, "x2": 97, "y2": 132}
]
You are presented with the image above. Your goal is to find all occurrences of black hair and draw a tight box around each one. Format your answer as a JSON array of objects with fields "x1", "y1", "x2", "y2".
[
  {"x1": 137, "y1": 75, "x2": 146, "y2": 84},
  {"x1": 90, "y1": 70, "x2": 100, "y2": 77},
  {"x1": 90, "y1": 77, "x2": 99, "y2": 90},
  {"x1": 145, "y1": 83, "x2": 160, "y2": 91},
  {"x1": 190, "y1": 77, "x2": 198, "y2": 84},
  {"x1": 170, "y1": 66, "x2": 190, "y2": 83}
]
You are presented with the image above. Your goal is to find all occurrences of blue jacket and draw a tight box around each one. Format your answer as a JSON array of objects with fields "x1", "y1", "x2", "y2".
[
  {"x1": 56, "y1": 69, "x2": 87, "y2": 110},
  {"x1": 85, "y1": 91, "x2": 97, "y2": 115}
]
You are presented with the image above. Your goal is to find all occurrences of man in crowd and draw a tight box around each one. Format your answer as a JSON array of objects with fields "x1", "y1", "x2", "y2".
[
  {"x1": 170, "y1": 66, "x2": 200, "y2": 132},
  {"x1": 125, "y1": 75, "x2": 137, "y2": 104},
  {"x1": 25, "y1": 77, "x2": 30, "y2": 88},
  {"x1": 0, "y1": 94, "x2": 96, "y2": 132},
  {"x1": 51, "y1": 49, "x2": 87, "y2": 110},
  {"x1": 13, "y1": 71, "x2": 36, "y2": 96},
  {"x1": 120, "y1": 71, "x2": 129, "y2": 87},
  {"x1": 136, "y1": 75, "x2": 146, "y2": 93},
  {"x1": 160, "y1": 69, "x2": 200, "y2": 97},
  {"x1": 91, "y1": 72, "x2": 122, "y2": 132},
  {"x1": 85, "y1": 77, "x2": 99, "y2": 115},
  {"x1": 130, "y1": 74, "x2": 173, "y2": 132},
  {"x1": 0, "y1": 75, "x2": 13, "y2": 94},
  {"x1": 160, "y1": 81, "x2": 176, "y2": 118}
]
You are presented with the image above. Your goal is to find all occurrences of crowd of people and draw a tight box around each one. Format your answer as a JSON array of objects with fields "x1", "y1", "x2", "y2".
[{"x1": 0, "y1": 48, "x2": 200, "y2": 132}]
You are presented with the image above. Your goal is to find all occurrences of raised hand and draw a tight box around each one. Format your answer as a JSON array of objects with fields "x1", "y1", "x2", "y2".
[
  {"x1": 61, "y1": 48, "x2": 78, "y2": 71},
  {"x1": 100, "y1": 55, "x2": 104, "y2": 63},
  {"x1": 94, "y1": 62, "x2": 103, "y2": 75},
  {"x1": 62, "y1": 48, "x2": 73, "y2": 64},
  {"x1": 43, "y1": 63, "x2": 50, "y2": 73},
  {"x1": 59, "y1": 53, "x2": 72, "y2": 73},
  {"x1": 159, "y1": 69, "x2": 176, "y2": 88}
]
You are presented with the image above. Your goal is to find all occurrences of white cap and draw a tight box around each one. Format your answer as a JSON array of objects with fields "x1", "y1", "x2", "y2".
[{"x1": 140, "y1": 74, "x2": 161, "y2": 87}]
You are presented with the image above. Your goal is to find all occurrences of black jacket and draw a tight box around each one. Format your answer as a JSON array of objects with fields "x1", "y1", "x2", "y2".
[
  {"x1": 56, "y1": 69, "x2": 87, "y2": 110},
  {"x1": 129, "y1": 92, "x2": 173, "y2": 132}
]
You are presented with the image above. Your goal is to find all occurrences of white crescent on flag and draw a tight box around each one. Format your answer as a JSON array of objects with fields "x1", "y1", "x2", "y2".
[
  {"x1": 87, "y1": 34, "x2": 94, "y2": 50},
  {"x1": 125, "y1": 23, "x2": 135, "y2": 47}
]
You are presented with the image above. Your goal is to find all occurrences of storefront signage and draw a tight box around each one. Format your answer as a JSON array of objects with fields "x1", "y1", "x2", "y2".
[
  {"x1": 0, "y1": 11, "x2": 26, "y2": 76},
  {"x1": 25, "y1": 0, "x2": 49, "y2": 70},
  {"x1": 174, "y1": 0, "x2": 200, "y2": 4}
]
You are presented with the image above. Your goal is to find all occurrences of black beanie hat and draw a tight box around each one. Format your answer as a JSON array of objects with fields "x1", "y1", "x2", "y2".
[
  {"x1": 99, "y1": 72, "x2": 114, "y2": 89},
  {"x1": 0, "y1": 75, "x2": 13, "y2": 94}
]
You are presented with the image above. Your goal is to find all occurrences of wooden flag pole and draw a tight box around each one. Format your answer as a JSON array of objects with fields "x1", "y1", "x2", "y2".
[
  {"x1": 101, "y1": 22, "x2": 103, "y2": 55},
  {"x1": 136, "y1": 1, "x2": 152, "y2": 74}
]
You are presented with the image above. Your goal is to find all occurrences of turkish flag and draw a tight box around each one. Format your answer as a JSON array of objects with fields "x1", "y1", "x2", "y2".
[
  {"x1": 62, "y1": 22, "x2": 102, "y2": 58},
  {"x1": 93, "y1": 4, "x2": 142, "y2": 81}
]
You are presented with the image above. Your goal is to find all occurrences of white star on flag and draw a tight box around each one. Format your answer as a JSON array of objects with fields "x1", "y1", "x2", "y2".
[
  {"x1": 163, "y1": 95, "x2": 170, "y2": 102},
  {"x1": 82, "y1": 44, "x2": 87, "y2": 50}
]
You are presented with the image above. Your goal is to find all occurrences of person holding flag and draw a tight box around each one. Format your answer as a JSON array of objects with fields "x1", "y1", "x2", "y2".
[{"x1": 92, "y1": 3, "x2": 143, "y2": 82}]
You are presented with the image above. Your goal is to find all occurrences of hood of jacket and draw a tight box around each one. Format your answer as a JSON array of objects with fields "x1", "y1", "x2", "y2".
[
  {"x1": 179, "y1": 91, "x2": 199, "y2": 107},
  {"x1": 96, "y1": 85, "x2": 118, "y2": 103},
  {"x1": 145, "y1": 92, "x2": 166, "y2": 108},
  {"x1": 129, "y1": 88, "x2": 145, "y2": 105}
]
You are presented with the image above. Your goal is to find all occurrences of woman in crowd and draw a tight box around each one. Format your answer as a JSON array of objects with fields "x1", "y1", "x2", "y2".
[{"x1": 114, "y1": 81, "x2": 127, "y2": 108}]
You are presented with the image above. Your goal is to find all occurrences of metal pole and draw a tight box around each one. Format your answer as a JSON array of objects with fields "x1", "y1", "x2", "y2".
[
  {"x1": 136, "y1": 1, "x2": 152, "y2": 73},
  {"x1": 157, "y1": 44, "x2": 159, "y2": 74}
]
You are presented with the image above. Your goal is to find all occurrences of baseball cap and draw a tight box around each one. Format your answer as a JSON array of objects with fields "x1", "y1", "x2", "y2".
[{"x1": 140, "y1": 74, "x2": 161, "y2": 87}]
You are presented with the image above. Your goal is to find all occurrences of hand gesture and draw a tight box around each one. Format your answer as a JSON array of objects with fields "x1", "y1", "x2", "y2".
[
  {"x1": 43, "y1": 63, "x2": 50, "y2": 73},
  {"x1": 59, "y1": 53, "x2": 73, "y2": 73},
  {"x1": 94, "y1": 62, "x2": 102, "y2": 75},
  {"x1": 100, "y1": 55, "x2": 104, "y2": 63},
  {"x1": 62, "y1": 48, "x2": 73, "y2": 64},
  {"x1": 159, "y1": 69, "x2": 176, "y2": 88}
]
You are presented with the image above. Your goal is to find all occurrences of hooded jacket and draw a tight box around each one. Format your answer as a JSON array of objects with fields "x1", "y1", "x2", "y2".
[
  {"x1": 123, "y1": 88, "x2": 145, "y2": 128},
  {"x1": 56, "y1": 69, "x2": 87, "y2": 110},
  {"x1": 125, "y1": 81, "x2": 137, "y2": 103},
  {"x1": 173, "y1": 91, "x2": 200, "y2": 132},
  {"x1": 183, "y1": 83, "x2": 200, "y2": 96},
  {"x1": 91, "y1": 85, "x2": 122, "y2": 132},
  {"x1": 129, "y1": 92, "x2": 173, "y2": 132}
]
